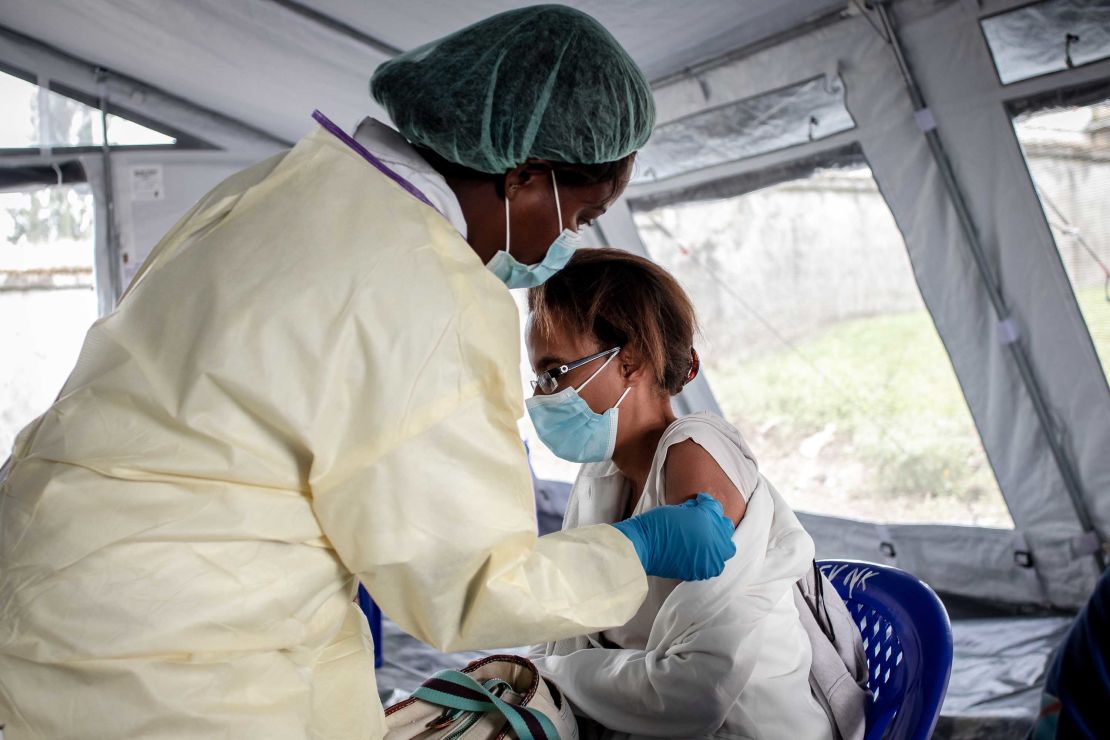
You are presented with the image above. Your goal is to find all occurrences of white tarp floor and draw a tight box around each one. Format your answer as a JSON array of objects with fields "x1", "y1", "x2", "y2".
[{"x1": 371, "y1": 484, "x2": 1073, "y2": 739}]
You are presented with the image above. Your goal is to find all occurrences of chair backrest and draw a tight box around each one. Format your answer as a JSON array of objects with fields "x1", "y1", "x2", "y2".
[
  {"x1": 817, "y1": 559, "x2": 953, "y2": 740},
  {"x1": 357, "y1": 584, "x2": 384, "y2": 668}
]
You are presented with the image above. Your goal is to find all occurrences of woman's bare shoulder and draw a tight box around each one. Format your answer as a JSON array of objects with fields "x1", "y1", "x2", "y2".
[{"x1": 662, "y1": 437, "x2": 746, "y2": 526}]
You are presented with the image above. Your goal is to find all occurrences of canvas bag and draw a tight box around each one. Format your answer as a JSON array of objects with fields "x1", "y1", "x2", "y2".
[
  {"x1": 385, "y1": 655, "x2": 579, "y2": 740},
  {"x1": 794, "y1": 562, "x2": 871, "y2": 740}
]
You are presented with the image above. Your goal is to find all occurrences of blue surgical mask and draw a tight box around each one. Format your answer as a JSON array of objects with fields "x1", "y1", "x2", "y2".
[
  {"x1": 486, "y1": 170, "x2": 582, "y2": 289},
  {"x1": 526, "y1": 350, "x2": 631, "y2": 463}
]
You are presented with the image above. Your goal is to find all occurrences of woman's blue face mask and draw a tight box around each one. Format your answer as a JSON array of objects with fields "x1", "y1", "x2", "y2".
[
  {"x1": 486, "y1": 170, "x2": 581, "y2": 289},
  {"x1": 526, "y1": 347, "x2": 631, "y2": 463}
]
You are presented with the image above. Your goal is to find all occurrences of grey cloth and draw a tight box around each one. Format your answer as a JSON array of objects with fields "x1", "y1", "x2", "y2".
[{"x1": 794, "y1": 564, "x2": 869, "y2": 740}]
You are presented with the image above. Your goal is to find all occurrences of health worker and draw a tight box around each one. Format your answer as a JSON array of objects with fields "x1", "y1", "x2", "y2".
[{"x1": 0, "y1": 5, "x2": 736, "y2": 740}]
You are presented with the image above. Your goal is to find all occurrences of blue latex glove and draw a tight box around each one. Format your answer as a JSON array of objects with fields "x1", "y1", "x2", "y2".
[{"x1": 612, "y1": 493, "x2": 737, "y2": 581}]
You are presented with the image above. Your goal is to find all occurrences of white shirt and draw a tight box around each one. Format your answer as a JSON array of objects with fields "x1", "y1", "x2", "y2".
[
  {"x1": 535, "y1": 413, "x2": 834, "y2": 740},
  {"x1": 352, "y1": 117, "x2": 469, "y2": 239}
]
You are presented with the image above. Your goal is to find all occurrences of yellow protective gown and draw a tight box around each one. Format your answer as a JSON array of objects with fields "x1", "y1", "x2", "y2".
[{"x1": 0, "y1": 124, "x2": 648, "y2": 740}]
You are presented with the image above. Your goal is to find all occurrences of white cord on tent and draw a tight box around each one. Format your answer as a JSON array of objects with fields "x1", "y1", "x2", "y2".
[
  {"x1": 1037, "y1": 185, "x2": 1110, "y2": 304},
  {"x1": 51, "y1": 162, "x2": 63, "y2": 187}
]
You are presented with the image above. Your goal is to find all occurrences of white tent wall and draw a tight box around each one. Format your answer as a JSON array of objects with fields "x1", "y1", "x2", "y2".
[
  {"x1": 81, "y1": 151, "x2": 280, "y2": 309},
  {"x1": 0, "y1": 0, "x2": 850, "y2": 147},
  {"x1": 0, "y1": 25, "x2": 289, "y2": 155},
  {"x1": 0, "y1": 153, "x2": 259, "y2": 317},
  {"x1": 4, "y1": 0, "x2": 1106, "y2": 609},
  {"x1": 1, "y1": 21, "x2": 290, "y2": 313},
  {"x1": 615, "y1": 0, "x2": 1109, "y2": 608},
  {"x1": 0, "y1": 1, "x2": 390, "y2": 146},
  {"x1": 867, "y1": 0, "x2": 1109, "y2": 606}
]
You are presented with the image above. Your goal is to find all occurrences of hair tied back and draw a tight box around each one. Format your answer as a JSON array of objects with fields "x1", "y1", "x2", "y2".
[{"x1": 686, "y1": 348, "x2": 700, "y2": 385}]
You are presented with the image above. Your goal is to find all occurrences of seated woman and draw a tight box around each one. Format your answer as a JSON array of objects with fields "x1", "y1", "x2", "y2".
[{"x1": 526, "y1": 248, "x2": 843, "y2": 740}]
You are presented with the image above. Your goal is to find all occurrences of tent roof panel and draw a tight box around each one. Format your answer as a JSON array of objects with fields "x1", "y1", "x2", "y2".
[
  {"x1": 0, "y1": 0, "x2": 845, "y2": 146},
  {"x1": 1, "y1": 0, "x2": 390, "y2": 144},
  {"x1": 303, "y1": 0, "x2": 847, "y2": 81}
]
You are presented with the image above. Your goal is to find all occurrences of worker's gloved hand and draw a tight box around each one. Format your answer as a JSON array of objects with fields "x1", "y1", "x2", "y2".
[{"x1": 612, "y1": 493, "x2": 737, "y2": 581}]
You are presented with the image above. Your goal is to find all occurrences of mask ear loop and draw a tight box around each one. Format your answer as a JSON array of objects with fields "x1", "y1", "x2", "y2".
[
  {"x1": 576, "y1": 349, "x2": 619, "y2": 393},
  {"x1": 552, "y1": 169, "x2": 564, "y2": 235},
  {"x1": 576, "y1": 350, "x2": 633, "y2": 409},
  {"x1": 504, "y1": 191, "x2": 511, "y2": 256},
  {"x1": 505, "y1": 170, "x2": 567, "y2": 261}
]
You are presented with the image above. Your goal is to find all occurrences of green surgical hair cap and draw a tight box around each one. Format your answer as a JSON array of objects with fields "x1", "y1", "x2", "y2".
[{"x1": 370, "y1": 4, "x2": 656, "y2": 174}]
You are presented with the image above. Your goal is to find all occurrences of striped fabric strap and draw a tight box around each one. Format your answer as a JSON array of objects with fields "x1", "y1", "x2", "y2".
[{"x1": 411, "y1": 669, "x2": 560, "y2": 740}]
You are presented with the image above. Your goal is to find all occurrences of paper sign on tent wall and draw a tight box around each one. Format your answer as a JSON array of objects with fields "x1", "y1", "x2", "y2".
[{"x1": 129, "y1": 164, "x2": 165, "y2": 201}]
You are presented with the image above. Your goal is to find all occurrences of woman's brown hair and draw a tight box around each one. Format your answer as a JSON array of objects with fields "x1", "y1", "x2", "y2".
[{"x1": 528, "y1": 248, "x2": 698, "y2": 396}]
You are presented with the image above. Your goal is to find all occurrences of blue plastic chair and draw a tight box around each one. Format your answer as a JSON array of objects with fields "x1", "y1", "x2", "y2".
[
  {"x1": 357, "y1": 584, "x2": 383, "y2": 668},
  {"x1": 817, "y1": 559, "x2": 953, "y2": 740}
]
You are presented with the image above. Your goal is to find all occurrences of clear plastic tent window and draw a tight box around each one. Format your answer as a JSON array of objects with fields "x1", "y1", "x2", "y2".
[
  {"x1": 1012, "y1": 95, "x2": 1110, "y2": 380},
  {"x1": 0, "y1": 183, "x2": 98, "y2": 455},
  {"x1": 0, "y1": 70, "x2": 176, "y2": 149},
  {"x1": 633, "y1": 75, "x2": 856, "y2": 184},
  {"x1": 633, "y1": 158, "x2": 1012, "y2": 527},
  {"x1": 981, "y1": 0, "x2": 1110, "y2": 85}
]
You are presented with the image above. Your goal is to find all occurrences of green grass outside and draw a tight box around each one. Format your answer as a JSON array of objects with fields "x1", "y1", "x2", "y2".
[
  {"x1": 707, "y1": 287, "x2": 1107, "y2": 526},
  {"x1": 1076, "y1": 285, "x2": 1110, "y2": 378},
  {"x1": 707, "y1": 309, "x2": 1006, "y2": 524}
]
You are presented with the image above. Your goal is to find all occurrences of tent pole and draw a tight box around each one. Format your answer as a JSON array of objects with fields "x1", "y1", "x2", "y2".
[
  {"x1": 266, "y1": 0, "x2": 402, "y2": 57},
  {"x1": 96, "y1": 68, "x2": 122, "y2": 305},
  {"x1": 873, "y1": 1, "x2": 1105, "y2": 571}
]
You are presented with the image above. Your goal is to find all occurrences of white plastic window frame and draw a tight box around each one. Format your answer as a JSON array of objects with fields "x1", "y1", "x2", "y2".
[
  {"x1": 0, "y1": 62, "x2": 210, "y2": 156},
  {"x1": 1004, "y1": 78, "x2": 1110, "y2": 394},
  {"x1": 979, "y1": 0, "x2": 1110, "y2": 86}
]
